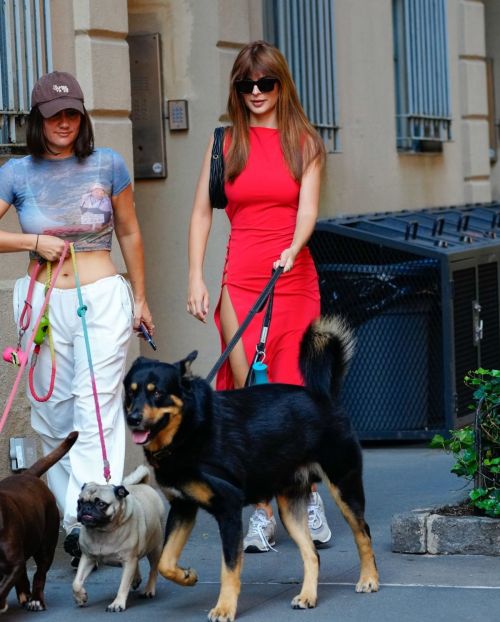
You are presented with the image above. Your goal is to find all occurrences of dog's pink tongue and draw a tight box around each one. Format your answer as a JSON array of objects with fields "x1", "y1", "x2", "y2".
[{"x1": 132, "y1": 430, "x2": 150, "y2": 445}]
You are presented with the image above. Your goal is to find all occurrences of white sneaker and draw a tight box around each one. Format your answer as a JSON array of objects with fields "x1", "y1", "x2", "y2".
[
  {"x1": 243, "y1": 509, "x2": 277, "y2": 553},
  {"x1": 308, "y1": 492, "x2": 332, "y2": 546}
]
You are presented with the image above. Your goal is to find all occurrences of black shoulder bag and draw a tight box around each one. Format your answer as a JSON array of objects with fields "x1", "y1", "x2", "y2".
[{"x1": 209, "y1": 126, "x2": 228, "y2": 210}]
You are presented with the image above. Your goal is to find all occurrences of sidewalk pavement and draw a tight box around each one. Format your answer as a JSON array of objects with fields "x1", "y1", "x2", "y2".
[{"x1": 6, "y1": 444, "x2": 499, "y2": 621}]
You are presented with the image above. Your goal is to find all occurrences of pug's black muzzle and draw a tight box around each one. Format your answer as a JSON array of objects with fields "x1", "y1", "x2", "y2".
[{"x1": 77, "y1": 502, "x2": 109, "y2": 528}]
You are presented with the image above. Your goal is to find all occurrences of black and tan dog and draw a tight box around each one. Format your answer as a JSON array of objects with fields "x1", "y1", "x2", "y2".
[
  {"x1": 0, "y1": 431, "x2": 78, "y2": 613},
  {"x1": 124, "y1": 317, "x2": 378, "y2": 622}
]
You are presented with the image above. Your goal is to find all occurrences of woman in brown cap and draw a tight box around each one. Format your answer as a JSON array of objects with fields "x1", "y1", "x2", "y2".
[{"x1": 0, "y1": 71, "x2": 153, "y2": 566}]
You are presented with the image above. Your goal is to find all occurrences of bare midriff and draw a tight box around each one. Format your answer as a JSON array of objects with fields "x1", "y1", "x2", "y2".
[{"x1": 28, "y1": 250, "x2": 118, "y2": 289}]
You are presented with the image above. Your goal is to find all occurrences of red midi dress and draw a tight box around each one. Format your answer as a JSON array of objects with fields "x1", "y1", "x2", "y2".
[{"x1": 214, "y1": 126, "x2": 320, "y2": 390}]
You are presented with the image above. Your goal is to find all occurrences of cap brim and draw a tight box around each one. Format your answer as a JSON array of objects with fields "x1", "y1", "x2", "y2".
[{"x1": 37, "y1": 98, "x2": 85, "y2": 118}]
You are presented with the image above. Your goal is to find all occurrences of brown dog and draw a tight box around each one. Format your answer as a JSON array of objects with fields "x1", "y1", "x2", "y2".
[{"x1": 0, "y1": 431, "x2": 78, "y2": 613}]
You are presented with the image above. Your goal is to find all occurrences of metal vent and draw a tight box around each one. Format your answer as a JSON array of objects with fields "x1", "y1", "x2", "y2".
[
  {"x1": 478, "y1": 262, "x2": 500, "y2": 370},
  {"x1": 311, "y1": 231, "x2": 442, "y2": 437},
  {"x1": 452, "y1": 268, "x2": 476, "y2": 419}
]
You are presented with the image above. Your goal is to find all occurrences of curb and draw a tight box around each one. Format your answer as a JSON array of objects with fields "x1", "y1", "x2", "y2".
[{"x1": 391, "y1": 508, "x2": 500, "y2": 555}]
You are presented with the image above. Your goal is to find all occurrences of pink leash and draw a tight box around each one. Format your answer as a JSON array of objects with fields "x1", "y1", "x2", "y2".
[{"x1": 0, "y1": 243, "x2": 69, "y2": 435}]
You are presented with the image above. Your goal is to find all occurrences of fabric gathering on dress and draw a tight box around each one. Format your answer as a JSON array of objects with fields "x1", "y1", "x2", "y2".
[{"x1": 214, "y1": 126, "x2": 320, "y2": 389}]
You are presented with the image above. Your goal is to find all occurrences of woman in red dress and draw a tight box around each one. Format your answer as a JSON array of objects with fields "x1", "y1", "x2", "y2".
[{"x1": 187, "y1": 41, "x2": 330, "y2": 552}]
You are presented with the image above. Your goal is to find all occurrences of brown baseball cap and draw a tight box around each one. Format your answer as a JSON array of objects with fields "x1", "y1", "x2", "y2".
[{"x1": 31, "y1": 71, "x2": 85, "y2": 118}]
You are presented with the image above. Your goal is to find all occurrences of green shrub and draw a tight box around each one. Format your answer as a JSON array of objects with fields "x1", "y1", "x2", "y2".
[{"x1": 430, "y1": 368, "x2": 500, "y2": 518}]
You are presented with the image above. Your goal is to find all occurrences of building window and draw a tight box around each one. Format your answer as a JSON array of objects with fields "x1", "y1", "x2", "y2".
[
  {"x1": 264, "y1": 0, "x2": 339, "y2": 153},
  {"x1": 0, "y1": 0, "x2": 53, "y2": 154},
  {"x1": 393, "y1": 0, "x2": 451, "y2": 152}
]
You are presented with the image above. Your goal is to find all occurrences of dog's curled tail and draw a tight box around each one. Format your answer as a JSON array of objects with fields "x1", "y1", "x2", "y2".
[
  {"x1": 122, "y1": 464, "x2": 151, "y2": 486},
  {"x1": 299, "y1": 316, "x2": 355, "y2": 400},
  {"x1": 26, "y1": 431, "x2": 78, "y2": 478}
]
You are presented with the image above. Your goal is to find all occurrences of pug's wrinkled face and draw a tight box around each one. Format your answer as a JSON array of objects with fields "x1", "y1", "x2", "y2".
[{"x1": 77, "y1": 482, "x2": 129, "y2": 528}]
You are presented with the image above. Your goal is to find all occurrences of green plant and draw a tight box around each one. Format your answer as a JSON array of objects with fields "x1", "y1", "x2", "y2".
[{"x1": 430, "y1": 368, "x2": 500, "y2": 518}]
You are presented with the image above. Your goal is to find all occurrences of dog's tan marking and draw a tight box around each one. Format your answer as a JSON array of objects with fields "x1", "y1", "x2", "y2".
[
  {"x1": 147, "y1": 383, "x2": 156, "y2": 391},
  {"x1": 276, "y1": 494, "x2": 318, "y2": 609},
  {"x1": 158, "y1": 518, "x2": 198, "y2": 586},
  {"x1": 142, "y1": 395, "x2": 184, "y2": 453},
  {"x1": 170, "y1": 394, "x2": 183, "y2": 408},
  {"x1": 184, "y1": 482, "x2": 214, "y2": 506},
  {"x1": 208, "y1": 553, "x2": 242, "y2": 622},
  {"x1": 130, "y1": 382, "x2": 137, "y2": 391},
  {"x1": 327, "y1": 482, "x2": 379, "y2": 592}
]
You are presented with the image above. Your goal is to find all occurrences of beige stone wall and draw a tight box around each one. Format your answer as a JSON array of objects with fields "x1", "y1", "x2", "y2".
[
  {"x1": 485, "y1": 0, "x2": 500, "y2": 198},
  {"x1": 320, "y1": 0, "x2": 489, "y2": 216},
  {"x1": 458, "y1": 0, "x2": 491, "y2": 203}
]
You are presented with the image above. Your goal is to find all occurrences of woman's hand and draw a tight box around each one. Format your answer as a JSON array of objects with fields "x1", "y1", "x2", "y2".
[
  {"x1": 274, "y1": 246, "x2": 299, "y2": 273},
  {"x1": 133, "y1": 299, "x2": 154, "y2": 334},
  {"x1": 187, "y1": 277, "x2": 210, "y2": 323},
  {"x1": 35, "y1": 234, "x2": 68, "y2": 262}
]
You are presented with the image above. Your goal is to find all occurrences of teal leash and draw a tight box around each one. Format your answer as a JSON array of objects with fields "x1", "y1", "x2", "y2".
[{"x1": 70, "y1": 244, "x2": 111, "y2": 482}]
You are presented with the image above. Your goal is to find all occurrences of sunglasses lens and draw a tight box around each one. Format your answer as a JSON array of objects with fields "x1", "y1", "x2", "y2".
[
  {"x1": 236, "y1": 78, "x2": 278, "y2": 94},
  {"x1": 256, "y1": 78, "x2": 277, "y2": 93},
  {"x1": 236, "y1": 80, "x2": 254, "y2": 94}
]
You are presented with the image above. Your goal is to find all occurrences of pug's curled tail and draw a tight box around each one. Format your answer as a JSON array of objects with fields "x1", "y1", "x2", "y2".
[
  {"x1": 123, "y1": 464, "x2": 151, "y2": 486},
  {"x1": 299, "y1": 316, "x2": 355, "y2": 400},
  {"x1": 26, "y1": 431, "x2": 78, "y2": 478}
]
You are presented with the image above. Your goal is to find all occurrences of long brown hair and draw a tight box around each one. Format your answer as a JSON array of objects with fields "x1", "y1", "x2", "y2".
[
  {"x1": 26, "y1": 107, "x2": 94, "y2": 160},
  {"x1": 225, "y1": 40, "x2": 325, "y2": 182}
]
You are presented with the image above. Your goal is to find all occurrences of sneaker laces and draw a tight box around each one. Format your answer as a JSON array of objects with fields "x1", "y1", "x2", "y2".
[
  {"x1": 247, "y1": 511, "x2": 277, "y2": 552},
  {"x1": 308, "y1": 499, "x2": 323, "y2": 531}
]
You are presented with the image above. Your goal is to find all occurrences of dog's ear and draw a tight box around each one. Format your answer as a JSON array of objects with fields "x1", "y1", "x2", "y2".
[
  {"x1": 178, "y1": 350, "x2": 198, "y2": 378},
  {"x1": 113, "y1": 485, "x2": 129, "y2": 499}
]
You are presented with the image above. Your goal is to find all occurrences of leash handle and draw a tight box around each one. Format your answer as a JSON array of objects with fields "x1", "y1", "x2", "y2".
[
  {"x1": 29, "y1": 260, "x2": 57, "y2": 402},
  {"x1": 0, "y1": 243, "x2": 69, "y2": 435},
  {"x1": 206, "y1": 266, "x2": 283, "y2": 385},
  {"x1": 18, "y1": 259, "x2": 44, "y2": 333}
]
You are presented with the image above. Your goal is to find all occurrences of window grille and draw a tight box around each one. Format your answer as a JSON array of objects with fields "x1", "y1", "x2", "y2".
[
  {"x1": 264, "y1": 0, "x2": 339, "y2": 153},
  {"x1": 393, "y1": 0, "x2": 451, "y2": 151},
  {"x1": 0, "y1": 0, "x2": 53, "y2": 152}
]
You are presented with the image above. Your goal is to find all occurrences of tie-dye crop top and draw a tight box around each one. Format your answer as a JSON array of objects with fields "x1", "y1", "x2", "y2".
[{"x1": 0, "y1": 147, "x2": 131, "y2": 253}]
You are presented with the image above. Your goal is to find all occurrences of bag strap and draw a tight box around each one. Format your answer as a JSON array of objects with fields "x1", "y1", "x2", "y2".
[
  {"x1": 209, "y1": 126, "x2": 228, "y2": 209},
  {"x1": 213, "y1": 126, "x2": 225, "y2": 156},
  {"x1": 205, "y1": 267, "x2": 283, "y2": 385}
]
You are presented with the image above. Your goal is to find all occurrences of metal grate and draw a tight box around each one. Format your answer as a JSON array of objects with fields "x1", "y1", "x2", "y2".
[
  {"x1": 311, "y1": 230, "x2": 442, "y2": 437},
  {"x1": 0, "y1": 0, "x2": 52, "y2": 150},
  {"x1": 264, "y1": 0, "x2": 339, "y2": 152},
  {"x1": 478, "y1": 262, "x2": 500, "y2": 371},
  {"x1": 393, "y1": 0, "x2": 451, "y2": 151},
  {"x1": 453, "y1": 268, "x2": 477, "y2": 420}
]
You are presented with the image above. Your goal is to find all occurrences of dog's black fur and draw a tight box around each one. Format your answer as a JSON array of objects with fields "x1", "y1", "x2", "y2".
[{"x1": 124, "y1": 316, "x2": 378, "y2": 622}]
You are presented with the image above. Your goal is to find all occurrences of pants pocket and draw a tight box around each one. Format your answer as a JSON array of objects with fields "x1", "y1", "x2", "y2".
[
  {"x1": 12, "y1": 277, "x2": 27, "y2": 326},
  {"x1": 118, "y1": 276, "x2": 134, "y2": 323}
]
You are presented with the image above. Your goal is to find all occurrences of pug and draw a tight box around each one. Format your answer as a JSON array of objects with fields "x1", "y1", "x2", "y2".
[{"x1": 72, "y1": 465, "x2": 166, "y2": 612}]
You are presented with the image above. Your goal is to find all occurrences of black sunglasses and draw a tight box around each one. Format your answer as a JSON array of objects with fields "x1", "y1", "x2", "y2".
[{"x1": 235, "y1": 77, "x2": 279, "y2": 94}]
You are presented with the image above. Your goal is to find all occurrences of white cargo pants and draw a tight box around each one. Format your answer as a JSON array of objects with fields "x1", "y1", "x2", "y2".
[{"x1": 13, "y1": 274, "x2": 133, "y2": 532}]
